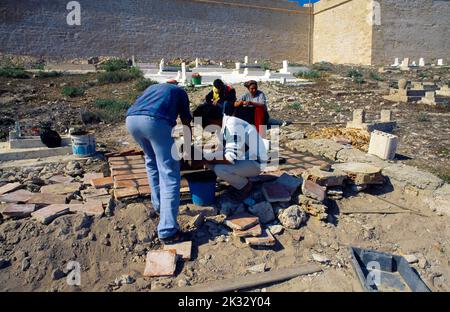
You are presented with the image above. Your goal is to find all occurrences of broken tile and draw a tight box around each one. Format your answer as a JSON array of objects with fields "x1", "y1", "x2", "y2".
[
  {"x1": 245, "y1": 229, "x2": 276, "y2": 247},
  {"x1": 275, "y1": 173, "x2": 302, "y2": 194},
  {"x1": 302, "y1": 166, "x2": 347, "y2": 187},
  {"x1": 114, "y1": 180, "x2": 137, "y2": 189},
  {"x1": 233, "y1": 223, "x2": 262, "y2": 237},
  {"x1": 40, "y1": 182, "x2": 81, "y2": 195},
  {"x1": 31, "y1": 204, "x2": 70, "y2": 224},
  {"x1": 68, "y1": 200, "x2": 104, "y2": 217},
  {"x1": 83, "y1": 172, "x2": 104, "y2": 185},
  {"x1": 0, "y1": 189, "x2": 34, "y2": 203},
  {"x1": 81, "y1": 188, "x2": 109, "y2": 199},
  {"x1": 49, "y1": 175, "x2": 75, "y2": 184},
  {"x1": 1, "y1": 204, "x2": 36, "y2": 218},
  {"x1": 26, "y1": 193, "x2": 67, "y2": 205},
  {"x1": 224, "y1": 213, "x2": 259, "y2": 231},
  {"x1": 0, "y1": 182, "x2": 22, "y2": 196},
  {"x1": 302, "y1": 180, "x2": 326, "y2": 201},
  {"x1": 163, "y1": 241, "x2": 192, "y2": 261},
  {"x1": 247, "y1": 263, "x2": 267, "y2": 273},
  {"x1": 114, "y1": 187, "x2": 139, "y2": 200},
  {"x1": 91, "y1": 177, "x2": 114, "y2": 189},
  {"x1": 143, "y1": 250, "x2": 177, "y2": 277},
  {"x1": 248, "y1": 201, "x2": 275, "y2": 224}
]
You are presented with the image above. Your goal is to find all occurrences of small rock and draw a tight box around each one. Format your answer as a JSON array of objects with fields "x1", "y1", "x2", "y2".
[
  {"x1": 88, "y1": 232, "x2": 96, "y2": 241},
  {"x1": 312, "y1": 253, "x2": 330, "y2": 264},
  {"x1": 404, "y1": 254, "x2": 418, "y2": 264},
  {"x1": 278, "y1": 205, "x2": 307, "y2": 229},
  {"x1": 177, "y1": 278, "x2": 189, "y2": 288},
  {"x1": 248, "y1": 201, "x2": 275, "y2": 224},
  {"x1": 0, "y1": 258, "x2": 11, "y2": 269},
  {"x1": 114, "y1": 274, "x2": 135, "y2": 286},
  {"x1": 21, "y1": 257, "x2": 31, "y2": 271},
  {"x1": 247, "y1": 263, "x2": 267, "y2": 273},
  {"x1": 268, "y1": 224, "x2": 284, "y2": 235}
]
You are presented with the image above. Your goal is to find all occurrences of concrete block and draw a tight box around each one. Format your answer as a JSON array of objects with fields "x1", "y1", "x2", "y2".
[
  {"x1": 248, "y1": 201, "x2": 275, "y2": 224},
  {"x1": 380, "y1": 110, "x2": 392, "y2": 122},
  {"x1": 9, "y1": 136, "x2": 71, "y2": 149},
  {"x1": 144, "y1": 250, "x2": 177, "y2": 277},
  {"x1": 0, "y1": 146, "x2": 72, "y2": 161},
  {"x1": 353, "y1": 109, "x2": 366, "y2": 124},
  {"x1": 368, "y1": 130, "x2": 398, "y2": 160}
]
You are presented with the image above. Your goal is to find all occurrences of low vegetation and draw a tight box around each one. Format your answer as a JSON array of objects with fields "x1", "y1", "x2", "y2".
[
  {"x1": 97, "y1": 67, "x2": 143, "y2": 84},
  {"x1": 347, "y1": 69, "x2": 365, "y2": 84},
  {"x1": 100, "y1": 58, "x2": 129, "y2": 72},
  {"x1": 36, "y1": 71, "x2": 63, "y2": 78},
  {"x1": 312, "y1": 62, "x2": 333, "y2": 72},
  {"x1": 289, "y1": 102, "x2": 302, "y2": 110},
  {"x1": 0, "y1": 66, "x2": 29, "y2": 78},
  {"x1": 61, "y1": 85, "x2": 85, "y2": 97},
  {"x1": 369, "y1": 71, "x2": 384, "y2": 81},
  {"x1": 135, "y1": 78, "x2": 158, "y2": 91},
  {"x1": 93, "y1": 98, "x2": 131, "y2": 123},
  {"x1": 294, "y1": 70, "x2": 320, "y2": 80}
]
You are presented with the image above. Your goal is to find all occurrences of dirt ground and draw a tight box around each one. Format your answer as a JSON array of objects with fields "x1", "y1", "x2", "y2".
[{"x1": 0, "y1": 59, "x2": 449, "y2": 292}]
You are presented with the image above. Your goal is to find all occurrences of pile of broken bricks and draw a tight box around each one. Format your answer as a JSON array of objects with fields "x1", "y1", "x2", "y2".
[{"x1": 0, "y1": 172, "x2": 108, "y2": 225}]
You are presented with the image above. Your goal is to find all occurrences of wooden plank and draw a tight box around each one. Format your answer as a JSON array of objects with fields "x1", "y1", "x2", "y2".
[{"x1": 163, "y1": 263, "x2": 322, "y2": 292}]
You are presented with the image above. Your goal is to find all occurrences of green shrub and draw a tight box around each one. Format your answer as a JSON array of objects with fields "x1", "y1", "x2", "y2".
[
  {"x1": 312, "y1": 62, "x2": 333, "y2": 72},
  {"x1": 62, "y1": 86, "x2": 85, "y2": 97},
  {"x1": 135, "y1": 78, "x2": 158, "y2": 91},
  {"x1": 294, "y1": 70, "x2": 320, "y2": 80},
  {"x1": 369, "y1": 71, "x2": 383, "y2": 81},
  {"x1": 0, "y1": 66, "x2": 29, "y2": 78},
  {"x1": 33, "y1": 64, "x2": 45, "y2": 70},
  {"x1": 418, "y1": 112, "x2": 430, "y2": 122},
  {"x1": 93, "y1": 99, "x2": 131, "y2": 123},
  {"x1": 100, "y1": 58, "x2": 129, "y2": 72},
  {"x1": 261, "y1": 62, "x2": 271, "y2": 71},
  {"x1": 37, "y1": 71, "x2": 63, "y2": 78},
  {"x1": 97, "y1": 67, "x2": 143, "y2": 84},
  {"x1": 289, "y1": 102, "x2": 302, "y2": 110},
  {"x1": 347, "y1": 69, "x2": 363, "y2": 78}
]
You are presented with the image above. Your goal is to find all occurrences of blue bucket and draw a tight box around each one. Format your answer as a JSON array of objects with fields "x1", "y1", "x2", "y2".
[
  {"x1": 186, "y1": 172, "x2": 216, "y2": 206},
  {"x1": 71, "y1": 134, "x2": 96, "y2": 156}
]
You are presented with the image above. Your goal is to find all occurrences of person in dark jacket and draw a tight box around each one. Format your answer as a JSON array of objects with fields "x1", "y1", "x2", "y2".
[{"x1": 204, "y1": 79, "x2": 237, "y2": 116}]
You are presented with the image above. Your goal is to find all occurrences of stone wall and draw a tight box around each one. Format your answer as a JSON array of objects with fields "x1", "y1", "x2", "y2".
[
  {"x1": 0, "y1": 0, "x2": 311, "y2": 62},
  {"x1": 312, "y1": 0, "x2": 373, "y2": 65},
  {"x1": 372, "y1": 0, "x2": 450, "y2": 65}
]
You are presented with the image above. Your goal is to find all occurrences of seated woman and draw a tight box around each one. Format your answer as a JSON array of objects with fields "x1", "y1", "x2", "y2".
[
  {"x1": 204, "y1": 79, "x2": 237, "y2": 116},
  {"x1": 234, "y1": 80, "x2": 288, "y2": 138}
]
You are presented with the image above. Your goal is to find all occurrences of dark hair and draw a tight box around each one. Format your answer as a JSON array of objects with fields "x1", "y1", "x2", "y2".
[
  {"x1": 213, "y1": 79, "x2": 225, "y2": 89},
  {"x1": 193, "y1": 104, "x2": 223, "y2": 128},
  {"x1": 244, "y1": 80, "x2": 257, "y2": 89}
]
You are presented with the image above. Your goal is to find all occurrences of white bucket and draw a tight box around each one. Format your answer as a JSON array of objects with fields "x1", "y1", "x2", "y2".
[{"x1": 71, "y1": 134, "x2": 96, "y2": 156}]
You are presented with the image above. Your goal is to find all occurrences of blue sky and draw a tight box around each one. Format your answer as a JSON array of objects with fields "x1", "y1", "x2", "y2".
[{"x1": 288, "y1": 0, "x2": 320, "y2": 6}]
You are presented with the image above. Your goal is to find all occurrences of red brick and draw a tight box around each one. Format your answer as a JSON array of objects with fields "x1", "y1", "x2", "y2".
[
  {"x1": 286, "y1": 158, "x2": 302, "y2": 164},
  {"x1": 245, "y1": 229, "x2": 276, "y2": 247},
  {"x1": 110, "y1": 164, "x2": 146, "y2": 171},
  {"x1": 31, "y1": 204, "x2": 70, "y2": 224},
  {"x1": 0, "y1": 189, "x2": 34, "y2": 203},
  {"x1": 81, "y1": 188, "x2": 109, "y2": 199},
  {"x1": 114, "y1": 180, "x2": 137, "y2": 189},
  {"x1": 144, "y1": 250, "x2": 177, "y2": 277},
  {"x1": 40, "y1": 182, "x2": 81, "y2": 195},
  {"x1": 136, "y1": 178, "x2": 149, "y2": 187},
  {"x1": 111, "y1": 168, "x2": 147, "y2": 176},
  {"x1": 262, "y1": 183, "x2": 291, "y2": 202},
  {"x1": 224, "y1": 213, "x2": 259, "y2": 231},
  {"x1": 163, "y1": 241, "x2": 192, "y2": 261},
  {"x1": 0, "y1": 182, "x2": 22, "y2": 196},
  {"x1": 114, "y1": 187, "x2": 139, "y2": 200},
  {"x1": 233, "y1": 223, "x2": 262, "y2": 238},
  {"x1": 26, "y1": 193, "x2": 67, "y2": 205},
  {"x1": 288, "y1": 167, "x2": 306, "y2": 176},
  {"x1": 2, "y1": 204, "x2": 36, "y2": 218},
  {"x1": 114, "y1": 173, "x2": 148, "y2": 181},
  {"x1": 138, "y1": 186, "x2": 151, "y2": 196},
  {"x1": 49, "y1": 175, "x2": 75, "y2": 184},
  {"x1": 83, "y1": 172, "x2": 104, "y2": 185},
  {"x1": 91, "y1": 177, "x2": 114, "y2": 189}
]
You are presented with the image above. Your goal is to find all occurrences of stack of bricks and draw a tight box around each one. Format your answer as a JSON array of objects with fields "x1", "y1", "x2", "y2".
[{"x1": 107, "y1": 154, "x2": 151, "y2": 200}]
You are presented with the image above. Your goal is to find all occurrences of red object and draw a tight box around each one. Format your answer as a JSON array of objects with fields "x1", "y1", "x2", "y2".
[{"x1": 254, "y1": 106, "x2": 266, "y2": 137}]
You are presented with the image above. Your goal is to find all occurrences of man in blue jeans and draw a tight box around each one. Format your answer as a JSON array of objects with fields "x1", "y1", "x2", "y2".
[{"x1": 126, "y1": 81, "x2": 192, "y2": 244}]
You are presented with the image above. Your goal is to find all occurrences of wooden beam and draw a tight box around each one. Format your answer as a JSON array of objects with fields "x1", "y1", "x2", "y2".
[{"x1": 162, "y1": 263, "x2": 322, "y2": 292}]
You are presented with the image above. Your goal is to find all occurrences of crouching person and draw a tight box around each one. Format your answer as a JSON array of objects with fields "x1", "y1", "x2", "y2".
[{"x1": 192, "y1": 104, "x2": 268, "y2": 200}]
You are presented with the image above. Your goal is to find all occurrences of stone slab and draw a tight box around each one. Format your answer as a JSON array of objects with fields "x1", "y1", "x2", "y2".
[
  {"x1": 0, "y1": 182, "x2": 22, "y2": 195},
  {"x1": 143, "y1": 250, "x2": 177, "y2": 277},
  {"x1": 1, "y1": 204, "x2": 36, "y2": 218},
  {"x1": 83, "y1": 172, "x2": 104, "y2": 185},
  {"x1": 0, "y1": 189, "x2": 34, "y2": 203},
  {"x1": 245, "y1": 229, "x2": 276, "y2": 247},
  {"x1": 248, "y1": 201, "x2": 275, "y2": 224},
  {"x1": 0, "y1": 146, "x2": 73, "y2": 161},
  {"x1": 49, "y1": 175, "x2": 75, "y2": 184},
  {"x1": 91, "y1": 177, "x2": 114, "y2": 189},
  {"x1": 31, "y1": 204, "x2": 70, "y2": 224},
  {"x1": 26, "y1": 192, "x2": 67, "y2": 205},
  {"x1": 224, "y1": 213, "x2": 259, "y2": 231},
  {"x1": 68, "y1": 200, "x2": 104, "y2": 217},
  {"x1": 114, "y1": 187, "x2": 140, "y2": 200},
  {"x1": 233, "y1": 223, "x2": 262, "y2": 238},
  {"x1": 302, "y1": 180, "x2": 326, "y2": 201},
  {"x1": 40, "y1": 182, "x2": 81, "y2": 195},
  {"x1": 302, "y1": 166, "x2": 346, "y2": 187},
  {"x1": 262, "y1": 182, "x2": 292, "y2": 203}
]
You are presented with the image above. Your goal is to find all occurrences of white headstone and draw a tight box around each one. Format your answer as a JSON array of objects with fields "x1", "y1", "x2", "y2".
[
  {"x1": 235, "y1": 62, "x2": 241, "y2": 70},
  {"x1": 244, "y1": 56, "x2": 249, "y2": 64},
  {"x1": 219, "y1": 62, "x2": 223, "y2": 67},
  {"x1": 176, "y1": 70, "x2": 181, "y2": 80},
  {"x1": 243, "y1": 68, "x2": 249, "y2": 76},
  {"x1": 280, "y1": 77, "x2": 287, "y2": 85},
  {"x1": 419, "y1": 58, "x2": 425, "y2": 67},
  {"x1": 254, "y1": 60, "x2": 258, "y2": 64},
  {"x1": 437, "y1": 59, "x2": 444, "y2": 66},
  {"x1": 159, "y1": 59, "x2": 165, "y2": 73},
  {"x1": 181, "y1": 62, "x2": 187, "y2": 83},
  {"x1": 195, "y1": 58, "x2": 199, "y2": 68},
  {"x1": 131, "y1": 55, "x2": 136, "y2": 67},
  {"x1": 412, "y1": 61, "x2": 417, "y2": 66},
  {"x1": 392, "y1": 58, "x2": 399, "y2": 66},
  {"x1": 265, "y1": 70, "x2": 271, "y2": 78},
  {"x1": 281, "y1": 60, "x2": 289, "y2": 73},
  {"x1": 400, "y1": 58, "x2": 409, "y2": 69}
]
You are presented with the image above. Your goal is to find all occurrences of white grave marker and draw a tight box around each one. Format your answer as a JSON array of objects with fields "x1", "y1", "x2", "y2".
[{"x1": 419, "y1": 58, "x2": 425, "y2": 67}]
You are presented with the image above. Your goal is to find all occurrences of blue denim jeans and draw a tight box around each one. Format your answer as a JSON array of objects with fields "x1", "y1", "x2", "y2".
[{"x1": 126, "y1": 115, "x2": 180, "y2": 239}]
